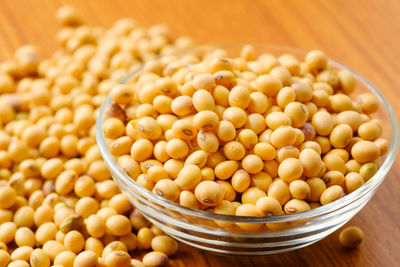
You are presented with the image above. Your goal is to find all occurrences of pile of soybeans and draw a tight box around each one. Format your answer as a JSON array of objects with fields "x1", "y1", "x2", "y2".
[
  {"x1": 0, "y1": 5, "x2": 194, "y2": 267},
  {"x1": 105, "y1": 41, "x2": 388, "y2": 234}
]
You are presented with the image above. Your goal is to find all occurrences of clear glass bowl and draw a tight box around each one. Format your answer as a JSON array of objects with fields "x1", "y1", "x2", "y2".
[{"x1": 96, "y1": 44, "x2": 399, "y2": 255}]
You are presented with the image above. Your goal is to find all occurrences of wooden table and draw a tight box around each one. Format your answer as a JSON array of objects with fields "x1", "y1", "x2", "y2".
[{"x1": 1, "y1": 0, "x2": 399, "y2": 266}]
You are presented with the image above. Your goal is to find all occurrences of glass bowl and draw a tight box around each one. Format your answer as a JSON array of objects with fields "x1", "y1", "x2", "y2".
[{"x1": 96, "y1": 44, "x2": 399, "y2": 255}]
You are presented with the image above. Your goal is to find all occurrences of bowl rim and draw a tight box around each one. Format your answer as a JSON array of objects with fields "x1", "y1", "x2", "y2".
[{"x1": 96, "y1": 43, "x2": 399, "y2": 223}]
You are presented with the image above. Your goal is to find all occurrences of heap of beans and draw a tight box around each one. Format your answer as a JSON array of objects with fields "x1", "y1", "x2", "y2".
[
  {"x1": 0, "y1": 5, "x2": 192, "y2": 267},
  {"x1": 107, "y1": 44, "x2": 389, "y2": 231}
]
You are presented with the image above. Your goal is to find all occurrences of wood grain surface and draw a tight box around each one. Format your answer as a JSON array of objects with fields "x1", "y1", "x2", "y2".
[{"x1": 1, "y1": 0, "x2": 399, "y2": 266}]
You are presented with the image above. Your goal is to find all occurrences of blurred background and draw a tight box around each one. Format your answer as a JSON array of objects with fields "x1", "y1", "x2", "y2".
[
  {"x1": 1, "y1": 0, "x2": 400, "y2": 116},
  {"x1": 0, "y1": 0, "x2": 398, "y2": 266}
]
